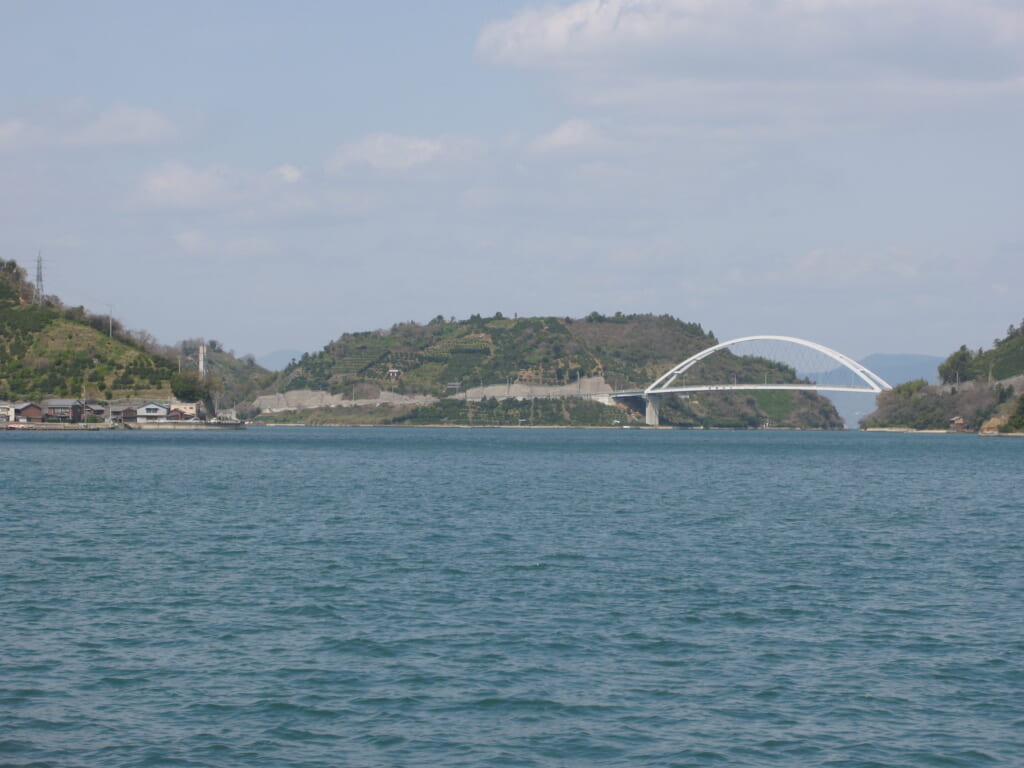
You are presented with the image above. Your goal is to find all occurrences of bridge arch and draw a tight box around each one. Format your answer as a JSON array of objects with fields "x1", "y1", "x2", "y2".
[
  {"x1": 634, "y1": 335, "x2": 892, "y2": 426},
  {"x1": 646, "y1": 335, "x2": 892, "y2": 396}
]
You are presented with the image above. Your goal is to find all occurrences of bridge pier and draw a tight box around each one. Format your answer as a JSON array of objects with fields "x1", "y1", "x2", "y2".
[{"x1": 645, "y1": 394, "x2": 661, "y2": 427}]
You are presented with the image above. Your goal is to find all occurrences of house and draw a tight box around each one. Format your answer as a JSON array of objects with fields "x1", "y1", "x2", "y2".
[
  {"x1": 41, "y1": 398, "x2": 83, "y2": 422},
  {"x1": 135, "y1": 402, "x2": 169, "y2": 422},
  {"x1": 110, "y1": 406, "x2": 137, "y2": 424},
  {"x1": 170, "y1": 400, "x2": 198, "y2": 417},
  {"x1": 82, "y1": 403, "x2": 106, "y2": 421},
  {"x1": 2, "y1": 402, "x2": 44, "y2": 423}
]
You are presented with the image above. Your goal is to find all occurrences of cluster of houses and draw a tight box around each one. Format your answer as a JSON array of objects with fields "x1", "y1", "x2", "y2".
[{"x1": 0, "y1": 399, "x2": 202, "y2": 424}]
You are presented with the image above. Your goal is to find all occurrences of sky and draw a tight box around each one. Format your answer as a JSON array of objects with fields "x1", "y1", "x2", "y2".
[{"x1": 2, "y1": 0, "x2": 1022, "y2": 362}]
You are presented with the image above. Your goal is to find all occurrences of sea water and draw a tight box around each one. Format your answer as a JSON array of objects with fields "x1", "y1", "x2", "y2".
[{"x1": 2, "y1": 427, "x2": 1022, "y2": 767}]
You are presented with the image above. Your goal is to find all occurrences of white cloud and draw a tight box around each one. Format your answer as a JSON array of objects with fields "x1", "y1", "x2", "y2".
[
  {"x1": 327, "y1": 133, "x2": 443, "y2": 173},
  {"x1": 275, "y1": 164, "x2": 303, "y2": 184},
  {"x1": 478, "y1": 0, "x2": 686, "y2": 64},
  {"x1": 0, "y1": 119, "x2": 27, "y2": 150},
  {"x1": 174, "y1": 230, "x2": 211, "y2": 253},
  {"x1": 531, "y1": 119, "x2": 607, "y2": 153},
  {"x1": 478, "y1": 0, "x2": 1024, "y2": 82},
  {"x1": 143, "y1": 162, "x2": 233, "y2": 208},
  {"x1": 72, "y1": 106, "x2": 178, "y2": 146},
  {"x1": 476, "y1": 0, "x2": 1024, "y2": 151}
]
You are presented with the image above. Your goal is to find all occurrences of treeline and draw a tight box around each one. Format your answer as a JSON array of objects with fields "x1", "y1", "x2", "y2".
[{"x1": 938, "y1": 318, "x2": 1024, "y2": 384}]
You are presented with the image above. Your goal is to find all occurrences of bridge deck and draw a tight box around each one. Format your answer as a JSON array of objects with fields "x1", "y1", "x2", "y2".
[{"x1": 611, "y1": 384, "x2": 881, "y2": 398}]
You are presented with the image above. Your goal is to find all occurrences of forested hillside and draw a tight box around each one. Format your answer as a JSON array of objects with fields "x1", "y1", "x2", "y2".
[
  {"x1": 938, "y1": 319, "x2": 1024, "y2": 384},
  {"x1": 0, "y1": 259, "x2": 175, "y2": 401}
]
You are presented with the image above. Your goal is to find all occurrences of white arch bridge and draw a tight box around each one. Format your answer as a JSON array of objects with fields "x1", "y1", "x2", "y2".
[{"x1": 610, "y1": 335, "x2": 892, "y2": 426}]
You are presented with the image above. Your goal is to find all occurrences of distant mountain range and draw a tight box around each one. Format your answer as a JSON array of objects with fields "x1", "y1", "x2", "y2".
[
  {"x1": 855, "y1": 353, "x2": 944, "y2": 386},
  {"x1": 256, "y1": 349, "x2": 304, "y2": 371}
]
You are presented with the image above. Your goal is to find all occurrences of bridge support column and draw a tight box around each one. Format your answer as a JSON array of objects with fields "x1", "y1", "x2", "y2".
[{"x1": 645, "y1": 394, "x2": 661, "y2": 427}]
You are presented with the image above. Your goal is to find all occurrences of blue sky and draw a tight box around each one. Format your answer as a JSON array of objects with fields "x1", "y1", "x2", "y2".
[{"x1": 2, "y1": 0, "x2": 1022, "y2": 361}]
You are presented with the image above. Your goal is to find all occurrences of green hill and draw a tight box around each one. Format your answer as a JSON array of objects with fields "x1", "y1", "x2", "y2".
[
  {"x1": 0, "y1": 259, "x2": 177, "y2": 401},
  {"x1": 279, "y1": 312, "x2": 716, "y2": 394},
  {"x1": 266, "y1": 312, "x2": 843, "y2": 429},
  {"x1": 862, "y1": 316, "x2": 1024, "y2": 432}
]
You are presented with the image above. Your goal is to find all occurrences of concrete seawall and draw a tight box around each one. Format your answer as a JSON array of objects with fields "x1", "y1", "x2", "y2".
[{"x1": 253, "y1": 377, "x2": 616, "y2": 414}]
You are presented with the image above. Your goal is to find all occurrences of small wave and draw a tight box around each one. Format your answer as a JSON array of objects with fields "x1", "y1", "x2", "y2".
[
  {"x1": 461, "y1": 696, "x2": 571, "y2": 714},
  {"x1": 317, "y1": 637, "x2": 398, "y2": 658},
  {"x1": 254, "y1": 700, "x2": 341, "y2": 719},
  {"x1": 271, "y1": 603, "x2": 338, "y2": 619}
]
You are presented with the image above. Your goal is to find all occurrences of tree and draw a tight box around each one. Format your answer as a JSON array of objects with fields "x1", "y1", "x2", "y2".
[
  {"x1": 938, "y1": 345, "x2": 976, "y2": 385},
  {"x1": 171, "y1": 371, "x2": 222, "y2": 419},
  {"x1": 170, "y1": 371, "x2": 210, "y2": 402}
]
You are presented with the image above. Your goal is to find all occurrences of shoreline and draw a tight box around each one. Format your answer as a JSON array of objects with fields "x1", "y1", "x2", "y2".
[
  {"x1": 4, "y1": 423, "x2": 116, "y2": 431},
  {"x1": 7, "y1": 420, "x2": 1021, "y2": 435},
  {"x1": 4, "y1": 421, "x2": 244, "y2": 432}
]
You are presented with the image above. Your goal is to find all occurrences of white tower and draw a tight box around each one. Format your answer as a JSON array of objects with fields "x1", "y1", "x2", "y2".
[{"x1": 33, "y1": 252, "x2": 45, "y2": 305}]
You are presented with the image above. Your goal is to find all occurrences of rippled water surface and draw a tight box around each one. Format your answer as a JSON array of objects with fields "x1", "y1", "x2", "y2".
[{"x1": 2, "y1": 427, "x2": 1022, "y2": 767}]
